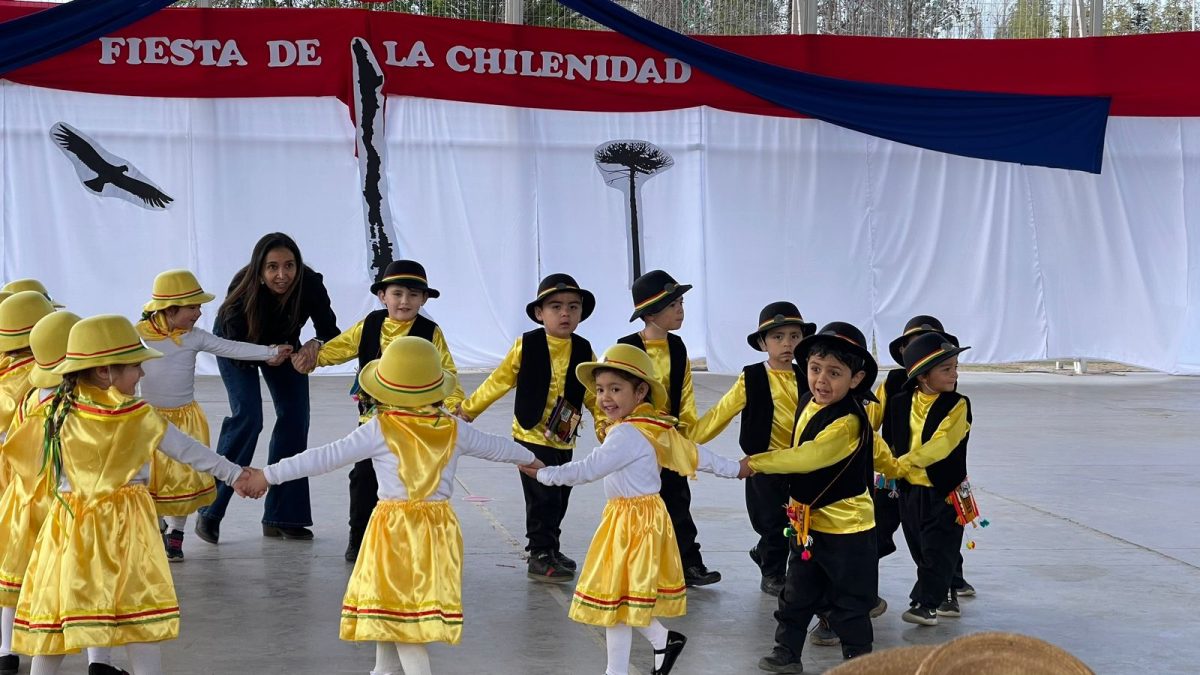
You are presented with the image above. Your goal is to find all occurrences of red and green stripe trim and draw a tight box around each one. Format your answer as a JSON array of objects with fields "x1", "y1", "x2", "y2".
[
  {"x1": 151, "y1": 287, "x2": 207, "y2": 300},
  {"x1": 73, "y1": 399, "x2": 149, "y2": 417},
  {"x1": 341, "y1": 605, "x2": 463, "y2": 624},
  {"x1": 0, "y1": 323, "x2": 36, "y2": 337},
  {"x1": 382, "y1": 410, "x2": 443, "y2": 420},
  {"x1": 0, "y1": 355, "x2": 35, "y2": 376},
  {"x1": 65, "y1": 341, "x2": 148, "y2": 361},
  {"x1": 907, "y1": 348, "x2": 954, "y2": 375},
  {"x1": 152, "y1": 484, "x2": 216, "y2": 503},
  {"x1": 572, "y1": 586, "x2": 685, "y2": 611},
  {"x1": 599, "y1": 357, "x2": 651, "y2": 380},
  {"x1": 14, "y1": 606, "x2": 180, "y2": 633},
  {"x1": 378, "y1": 274, "x2": 429, "y2": 286},
  {"x1": 374, "y1": 369, "x2": 444, "y2": 395},
  {"x1": 626, "y1": 416, "x2": 673, "y2": 430},
  {"x1": 758, "y1": 316, "x2": 806, "y2": 330},
  {"x1": 634, "y1": 288, "x2": 674, "y2": 311},
  {"x1": 36, "y1": 353, "x2": 66, "y2": 370},
  {"x1": 537, "y1": 285, "x2": 581, "y2": 299}
]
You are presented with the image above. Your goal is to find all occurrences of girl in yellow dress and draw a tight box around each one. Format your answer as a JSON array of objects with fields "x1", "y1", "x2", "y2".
[
  {"x1": 521, "y1": 344, "x2": 748, "y2": 675},
  {"x1": 0, "y1": 291, "x2": 55, "y2": 494},
  {"x1": 242, "y1": 337, "x2": 541, "y2": 675},
  {"x1": 11, "y1": 315, "x2": 260, "y2": 675},
  {"x1": 136, "y1": 269, "x2": 290, "y2": 561}
]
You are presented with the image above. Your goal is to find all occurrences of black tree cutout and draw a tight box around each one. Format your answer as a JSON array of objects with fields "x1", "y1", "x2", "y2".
[
  {"x1": 595, "y1": 140, "x2": 675, "y2": 285},
  {"x1": 352, "y1": 38, "x2": 395, "y2": 281}
]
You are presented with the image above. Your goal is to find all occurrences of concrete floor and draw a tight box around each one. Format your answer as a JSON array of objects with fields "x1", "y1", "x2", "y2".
[{"x1": 27, "y1": 370, "x2": 1200, "y2": 674}]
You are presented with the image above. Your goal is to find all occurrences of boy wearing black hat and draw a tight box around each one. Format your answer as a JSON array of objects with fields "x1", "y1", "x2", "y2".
[
  {"x1": 617, "y1": 269, "x2": 717, "y2": 587},
  {"x1": 307, "y1": 260, "x2": 465, "y2": 561},
  {"x1": 878, "y1": 333, "x2": 973, "y2": 627},
  {"x1": 744, "y1": 322, "x2": 879, "y2": 672},
  {"x1": 693, "y1": 302, "x2": 815, "y2": 596},
  {"x1": 457, "y1": 273, "x2": 599, "y2": 583}
]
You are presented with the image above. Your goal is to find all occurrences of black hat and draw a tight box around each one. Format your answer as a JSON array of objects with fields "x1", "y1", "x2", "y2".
[
  {"x1": 370, "y1": 260, "x2": 440, "y2": 298},
  {"x1": 525, "y1": 273, "x2": 596, "y2": 324},
  {"x1": 629, "y1": 270, "x2": 692, "y2": 322},
  {"x1": 797, "y1": 321, "x2": 879, "y2": 403},
  {"x1": 902, "y1": 332, "x2": 971, "y2": 391},
  {"x1": 746, "y1": 301, "x2": 817, "y2": 351},
  {"x1": 887, "y1": 315, "x2": 959, "y2": 364}
]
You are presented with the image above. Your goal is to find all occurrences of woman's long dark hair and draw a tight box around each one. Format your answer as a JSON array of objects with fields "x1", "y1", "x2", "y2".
[{"x1": 217, "y1": 232, "x2": 306, "y2": 343}]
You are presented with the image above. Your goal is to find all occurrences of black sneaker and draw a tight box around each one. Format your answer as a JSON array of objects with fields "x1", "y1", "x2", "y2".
[
  {"x1": 527, "y1": 550, "x2": 573, "y2": 583},
  {"x1": 760, "y1": 574, "x2": 785, "y2": 596},
  {"x1": 808, "y1": 616, "x2": 839, "y2": 646},
  {"x1": 88, "y1": 664, "x2": 131, "y2": 675},
  {"x1": 651, "y1": 630, "x2": 687, "y2": 674},
  {"x1": 165, "y1": 529, "x2": 185, "y2": 562},
  {"x1": 684, "y1": 565, "x2": 721, "y2": 587},
  {"x1": 749, "y1": 546, "x2": 763, "y2": 569},
  {"x1": 194, "y1": 516, "x2": 219, "y2": 544},
  {"x1": 262, "y1": 525, "x2": 314, "y2": 540},
  {"x1": 757, "y1": 645, "x2": 804, "y2": 673},
  {"x1": 937, "y1": 591, "x2": 961, "y2": 618},
  {"x1": 553, "y1": 550, "x2": 577, "y2": 572},
  {"x1": 901, "y1": 606, "x2": 939, "y2": 626},
  {"x1": 870, "y1": 596, "x2": 888, "y2": 619},
  {"x1": 1, "y1": 654, "x2": 18, "y2": 675},
  {"x1": 955, "y1": 580, "x2": 976, "y2": 597}
]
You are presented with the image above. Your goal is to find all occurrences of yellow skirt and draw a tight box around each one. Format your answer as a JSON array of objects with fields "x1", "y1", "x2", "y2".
[
  {"x1": 149, "y1": 401, "x2": 216, "y2": 517},
  {"x1": 340, "y1": 499, "x2": 464, "y2": 645},
  {"x1": 13, "y1": 485, "x2": 180, "y2": 655},
  {"x1": 569, "y1": 494, "x2": 687, "y2": 627},
  {"x1": 0, "y1": 470, "x2": 54, "y2": 608}
]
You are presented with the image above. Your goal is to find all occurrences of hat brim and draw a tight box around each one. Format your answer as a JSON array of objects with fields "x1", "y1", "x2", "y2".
[
  {"x1": 576, "y1": 360, "x2": 669, "y2": 412},
  {"x1": 0, "y1": 334, "x2": 33, "y2": 353},
  {"x1": 888, "y1": 329, "x2": 959, "y2": 365},
  {"x1": 903, "y1": 345, "x2": 970, "y2": 390},
  {"x1": 370, "y1": 281, "x2": 440, "y2": 298},
  {"x1": 358, "y1": 359, "x2": 459, "y2": 408},
  {"x1": 28, "y1": 366, "x2": 62, "y2": 389},
  {"x1": 142, "y1": 292, "x2": 217, "y2": 313},
  {"x1": 53, "y1": 344, "x2": 163, "y2": 375},
  {"x1": 526, "y1": 288, "x2": 596, "y2": 324},
  {"x1": 629, "y1": 284, "x2": 692, "y2": 322},
  {"x1": 797, "y1": 333, "x2": 879, "y2": 403},
  {"x1": 746, "y1": 320, "x2": 818, "y2": 351}
]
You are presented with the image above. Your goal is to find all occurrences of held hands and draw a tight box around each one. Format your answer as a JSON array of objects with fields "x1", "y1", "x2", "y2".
[
  {"x1": 451, "y1": 404, "x2": 473, "y2": 422},
  {"x1": 266, "y1": 344, "x2": 294, "y2": 367},
  {"x1": 517, "y1": 458, "x2": 546, "y2": 479},
  {"x1": 290, "y1": 339, "x2": 321, "y2": 373},
  {"x1": 737, "y1": 456, "x2": 755, "y2": 480},
  {"x1": 234, "y1": 467, "x2": 270, "y2": 498}
]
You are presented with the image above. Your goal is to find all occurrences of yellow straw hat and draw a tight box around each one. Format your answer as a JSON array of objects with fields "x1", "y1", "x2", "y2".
[
  {"x1": 357, "y1": 336, "x2": 458, "y2": 408},
  {"x1": 575, "y1": 344, "x2": 668, "y2": 410},
  {"x1": 54, "y1": 314, "x2": 163, "y2": 375},
  {"x1": 915, "y1": 632, "x2": 1094, "y2": 674},
  {"x1": 0, "y1": 291, "x2": 56, "y2": 352},
  {"x1": 28, "y1": 312, "x2": 82, "y2": 389},
  {"x1": 825, "y1": 645, "x2": 939, "y2": 675},
  {"x1": 142, "y1": 269, "x2": 217, "y2": 313},
  {"x1": 1, "y1": 278, "x2": 64, "y2": 308}
]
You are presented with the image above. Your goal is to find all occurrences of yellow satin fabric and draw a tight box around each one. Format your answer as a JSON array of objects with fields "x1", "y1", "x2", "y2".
[
  {"x1": 0, "y1": 389, "x2": 54, "y2": 606},
  {"x1": 341, "y1": 499, "x2": 463, "y2": 645},
  {"x1": 569, "y1": 494, "x2": 686, "y2": 627},
  {"x1": 377, "y1": 408, "x2": 457, "y2": 501},
  {"x1": 149, "y1": 400, "x2": 216, "y2": 516},
  {"x1": 625, "y1": 403, "x2": 698, "y2": 479},
  {"x1": 639, "y1": 337, "x2": 698, "y2": 435},
  {"x1": 0, "y1": 353, "x2": 35, "y2": 492},
  {"x1": 135, "y1": 315, "x2": 187, "y2": 346}
]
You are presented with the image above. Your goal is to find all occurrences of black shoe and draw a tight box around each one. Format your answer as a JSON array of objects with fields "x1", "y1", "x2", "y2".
[
  {"x1": 683, "y1": 565, "x2": 721, "y2": 587},
  {"x1": 870, "y1": 596, "x2": 888, "y2": 619},
  {"x1": 842, "y1": 645, "x2": 873, "y2": 660},
  {"x1": 937, "y1": 590, "x2": 961, "y2": 618},
  {"x1": 526, "y1": 550, "x2": 573, "y2": 583},
  {"x1": 955, "y1": 580, "x2": 976, "y2": 597},
  {"x1": 651, "y1": 630, "x2": 687, "y2": 675},
  {"x1": 758, "y1": 645, "x2": 804, "y2": 673},
  {"x1": 344, "y1": 539, "x2": 361, "y2": 562},
  {"x1": 760, "y1": 574, "x2": 785, "y2": 596},
  {"x1": 553, "y1": 550, "x2": 577, "y2": 572},
  {"x1": 165, "y1": 529, "x2": 185, "y2": 562},
  {"x1": 89, "y1": 664, "x2": 131, "y2": 675},
  {"x1": 263, "y1": 525, "x2": 314, "y2": 540},
  {"x1": 194, "y1": 516, "x2": 219, "y2": 544},
  {"x1": 749, "y1": 546, "x2": 763, "y2": 569},
  {"x1": 0, "y1": 654, "x2": 18, "y2": 675},
  {"x1": 808, "y1": 616, "x2": 839, "y2": 646},
  {"x1": 901, "y1": 606, "x2": 939, "y2": 626}
]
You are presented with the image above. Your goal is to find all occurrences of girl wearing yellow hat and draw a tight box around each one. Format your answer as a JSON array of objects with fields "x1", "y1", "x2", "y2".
[
  {"x1": 240, "y1": 337, "x2": 541, "y2": 675},
  {"x1": 137, "y1": 269, "x2": 293, "y2": 562},
  {"x1": 0, "y1": 292, "x2": 56, "y2": 496},
  {"x1": 518, "y1": 344, "x2": 749, "y2": 675},
  {"x1": 11, "y1": 315, "x2": 263, "y2": 674}
]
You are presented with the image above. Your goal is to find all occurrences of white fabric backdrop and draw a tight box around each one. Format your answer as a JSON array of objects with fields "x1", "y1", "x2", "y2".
[{"x1": 3, "y1": 81, "x2": 1199, "y2": 374}]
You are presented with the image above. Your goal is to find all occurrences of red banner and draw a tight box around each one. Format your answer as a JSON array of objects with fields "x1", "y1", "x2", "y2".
[{"x1": 1, "y1": 2, "x2": 1197, "y2": 116}]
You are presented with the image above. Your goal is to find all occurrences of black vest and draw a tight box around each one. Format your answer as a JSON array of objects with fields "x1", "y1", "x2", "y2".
[
  {"x1": 880, "y1": 390, "x2": 971, "y2": 495},
  {"x1": 356, "y1": 310, "x2": 438, "y2": 369},
  {"x1": 617, "y1": 332, "x2": 687, "y2": 418},
  {"x1": 739, "y1": 363, "x2": 804, "y2": 455},
  {"x1": 514, "y1": 329, "x2": 592, "y2": 430},
  {"x1": 787, "y1": 394, "x2": 874, "y2": 509},
  {"x1": 882, "y1": 368, "x2": 907, "y2": 401}
]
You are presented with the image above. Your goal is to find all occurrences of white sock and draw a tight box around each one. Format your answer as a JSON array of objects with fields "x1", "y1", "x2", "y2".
[
  {"x1": 165, "y1": 515, "x2": 188, "y2": 532},
  {"x1": 126, "y1": 642, "x2": 163, "y2": 675},
  {"x1": 1, "y1": 605, "x2": 14, "y2": 656},
  {"x1": 605, "y1": 624, "x2": 633, "y2": 675},
  {"x1": 395, "y1": 643, "x2": 431, "y2": 675},
  {"x1": 87, "y1": 646, "x2": 114, "y2": 664},
  {"x1": 373, "y1": 641, "x2": 403, "y2": 673},
  {"x1": 636, "y1": 619, "x2": 669, "y2": 670},
  {"x1": 30, "y1": 655, "x2": 65, "y2": 675}
]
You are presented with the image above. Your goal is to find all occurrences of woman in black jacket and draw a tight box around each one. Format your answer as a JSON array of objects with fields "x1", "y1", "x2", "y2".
[{"x1": 196, "y1": 232, "x2": 340, "y2": 542}]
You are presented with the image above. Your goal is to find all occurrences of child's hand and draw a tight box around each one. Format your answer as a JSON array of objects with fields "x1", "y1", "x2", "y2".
[
  {"x1": 518, "y1": 459, "x2": 545, "y2": 478},
  {"x1": 235, "y1": 467, "x2": 270, "y2": 498},
  {"x1": 451, "y1": 404, "x2": 473, "y2": 422},
  {"x1": 266, "y1": 345, "x2": 293, "y2": 367},
  {"x1": 737, "y1": 456, "x2": 755, "y2": 480}
]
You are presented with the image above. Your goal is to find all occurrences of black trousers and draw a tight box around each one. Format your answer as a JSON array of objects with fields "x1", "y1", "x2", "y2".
[
  {"x1": 519, "y1": 440, "x2": 573, "y2": 553},
  {"x1": 873, "y1": 488, "x2": 902, "y2": 560},
  {"x1": 775, "y1": 528, "x2": 877, "y2": 660},
  {"x1": 347, "y1": 458, "x2": 379, "y2": 543},
  {"x1": 746, "y1": 472, "x2": 791, "y2": 577},
  {"x1": 660, "y1": 468, "x2": 704, "y2": 569},
  {"x1": 900, "y1": 485, "x2": 965, "y2": 609}
]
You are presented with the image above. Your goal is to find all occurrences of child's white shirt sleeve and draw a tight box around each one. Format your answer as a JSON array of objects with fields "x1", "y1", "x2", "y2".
[
  {"x1": 536, "y1": 423, "x2": 644, "y2": 487},
  {"x1": 697, "y1": 444, "x2": 741, "y2": 479},
  {"x1": 264, "y1": 419, "x2": 386, "y2": 485},
  {"x1": 158, "y1": 424, "x2": 243, "y2": 485}
]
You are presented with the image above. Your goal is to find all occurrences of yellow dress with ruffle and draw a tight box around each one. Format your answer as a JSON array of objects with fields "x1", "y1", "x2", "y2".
[
  {"x1": 13, "y1": 384, "x2": 179, "y2": 655},
  {"x1": 568, "y1": 405, "x2": 696, "y2": 627},
  {"x1": 0, "y1": 353, "x2": 36, "y2": 492},
  {"x1": 0, "y1": 388, "x2": 55, "y2": 606},
  {"x1": 340, "y1": 409, "x2": 464, "y2": 645}
]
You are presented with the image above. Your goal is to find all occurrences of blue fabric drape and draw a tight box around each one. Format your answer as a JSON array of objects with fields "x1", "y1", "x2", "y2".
[
  {"x1": 0, "y1": 0, "x2": 176, "y2": 77},
  {"x1": 557, "y1": 0, "x2": 1110, "y2": 173}
]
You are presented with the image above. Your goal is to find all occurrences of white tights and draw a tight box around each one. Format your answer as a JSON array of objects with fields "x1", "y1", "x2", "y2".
[
  {"x1": 30, "y1": 642, "x2": 162, "y2": 675},
  {"x1": 0, "y1": 605, "x2": 13, "y2": 656},
  {"x1": 605, "y1": 620, "x2": 669, "y2": 675},
  {"x1": 165, "y1": 515, "x2": 188, "y2": 532},
  {"x1": 372, "y1": 641, "x2": 432, "y2": 675}
]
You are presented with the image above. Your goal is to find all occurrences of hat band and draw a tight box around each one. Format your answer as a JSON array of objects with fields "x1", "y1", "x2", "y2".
[
  {"x1": 634, "y1": 288, "x2": 674, "y2": 312},
  {"x1": 538, "y1": 285, "x2": 580, "y2": 299},
  {"x1": 374, "y1": 369, "x2": 445, "y2": 395},
  {"x1": 907, "y1": 348, "x2": 954, "y2": 375},
  {"x1": 37, "y1": 354, "x2": 66, "y2": 370},
  {"x1": 0, "y1": 324, "x2": 35, "y2": 337},
  {"x1": 830, "y1": 333, "x2": 865, "y2": 350},
  {"x1": 601, "y1": 357, "x2": 652, "y2": 381},
  {"x1": 758, "y1": 316, "x2": 805, "y2": 331},
  {"x1": 378, "y1": 274, "x2": 428, "y2": 286},
  {"x1": 0, "y1": 355, "x2": 35, "y2": 377},
  {"x1": 903, "y1": 324, "x2": 935, "y2": 336},
  {"x1": 152, "y1": 287, "x2": 207, "y2": 300},
  {"x1": 66, "y1": 341, "x2": 147, "y2": 361}
]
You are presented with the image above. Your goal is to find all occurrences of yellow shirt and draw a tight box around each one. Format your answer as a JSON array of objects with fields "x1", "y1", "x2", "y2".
[
  {"x1": 0, "y1": 352, "x2": 35, "y2": 436},
  {"x1": 748, "y1": 399, "x2": 874, "y2": 534},
  {"x1": 317, "y1": 316, "x2": 465, "y2": 411},
  {"x1": 459, "y1": 334, "x2": 599, "y2": 450},
  {"x1": 896, "y1": 391, "x2": 970, "y2": 487},
  {"x1": 866, "y1": 377, "x2": 904, "y2": 476},
  {"x1": 641, "y1": 338, "x2": 697, "y2": 437},
  {"x1": 865, "y1": 378, "x2": 890, "y2": 431},
  {"x1": 692, "y1": 365, "x2": 799, "y2": 452}
]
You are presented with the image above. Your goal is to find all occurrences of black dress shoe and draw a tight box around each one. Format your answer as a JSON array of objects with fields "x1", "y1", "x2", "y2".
[
  {"x1": 194, "y1": 516, "x2": 220, "y2": 544},
  {"x1": 684, "y1": 565, "x2": 721, "y2": 587},
  {"x1": 89, "y1": 664, "x2": 131, "y2": 675},
  {"x1": 651, "y1": 630, "x2": 687, "y2": 674},
  {"x1": 344, "y1": 539, "x2": 361, "y2": 562},
  {"x1": 263, "y1": 525, "x2": 314, "y2": 540},
  {"x1": 553, "y1": 550, "x2": 577, "y2": 572},
  {"x1": 1, "y1": 653, "x2": 19, "y2": 675}
]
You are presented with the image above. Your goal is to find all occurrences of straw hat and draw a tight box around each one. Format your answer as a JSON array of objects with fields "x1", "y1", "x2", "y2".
[
  {"x1": 825, "y1": 645, "x2": 939, "y2": 675},
  {"x1": 575, "y1": 344, "x2": 668, "y2": 410},
  {"x1": 54, "y1": 314, "x2": 163, "y2": 375},
  {"x1": 0, "y1": 291, "x2": 56, "y2": 352},
  {"x1": 914, "y1": 632, "x2": 1094, "y2": 674},
  {"x1": 357, "y1": 336, "x2": 458, "y2": 408},
  {"x1": 28, "y1": 312, "x2": 81, "y2": 389},
  {"x1": 1, "y1": 278, "x2": 64, "y2": 308},
  {"x1": 142, "y1": 269, "x2": 217, "y2": 313}
]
